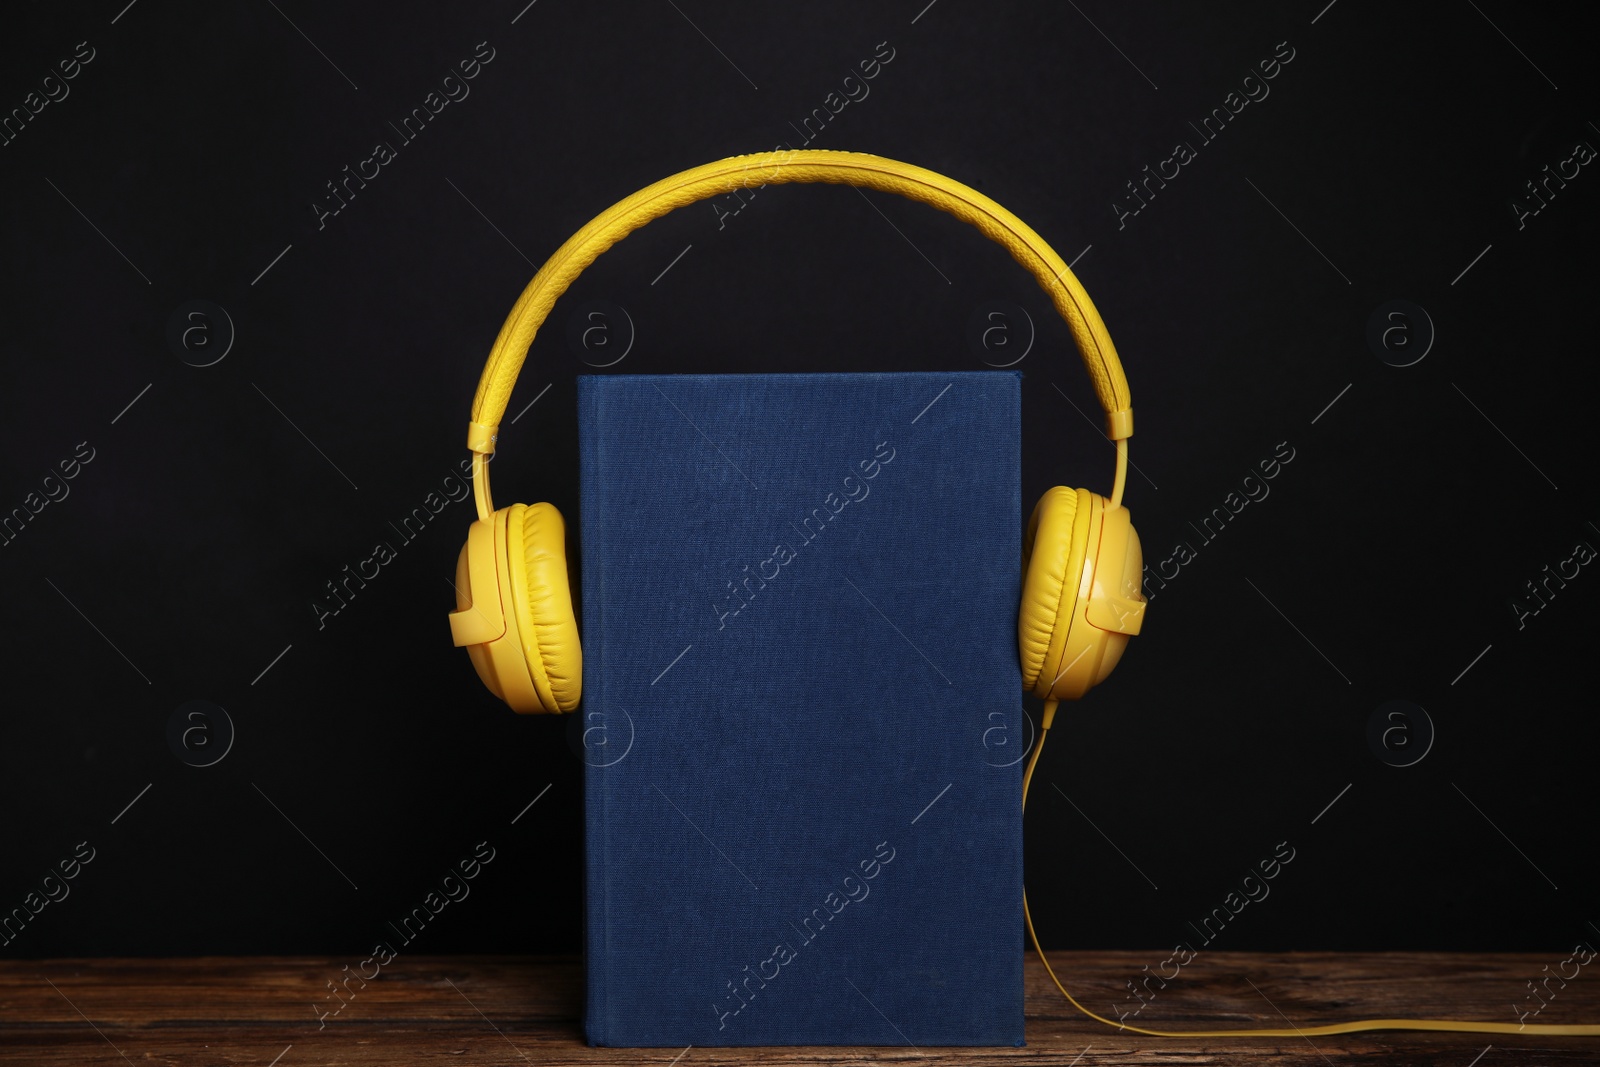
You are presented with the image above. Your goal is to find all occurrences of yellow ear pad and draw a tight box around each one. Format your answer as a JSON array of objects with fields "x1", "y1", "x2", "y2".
[
  {"x1": 506, "y1": 502, "x2": 582, "y2": 713},
  {"x1": 1019, "y1": 488, "x2": 1147, "y2": 701},
  {"x1": 1019, "y1": 487, "x2": 1091, "y2": 697}
]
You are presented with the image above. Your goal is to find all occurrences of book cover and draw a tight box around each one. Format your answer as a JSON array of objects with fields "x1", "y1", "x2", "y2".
[{"x1": 577, "y1": 371, "x2": 1024, "y2": 1047}]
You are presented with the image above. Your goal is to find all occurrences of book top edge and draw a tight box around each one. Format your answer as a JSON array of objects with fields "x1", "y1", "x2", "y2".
[{"x1": 575, "y1": 370, "x2": 1023, "y2": 382}]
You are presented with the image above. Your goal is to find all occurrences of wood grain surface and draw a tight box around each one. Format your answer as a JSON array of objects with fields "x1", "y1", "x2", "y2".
[{"x1": 2, "y1": 952, "x2": 1597, "y2": 1065}]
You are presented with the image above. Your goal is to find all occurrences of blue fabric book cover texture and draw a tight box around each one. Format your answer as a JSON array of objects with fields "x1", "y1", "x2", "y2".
[{"x1": 577, "y1": 371, "x2": 1024, "y2": 1048}]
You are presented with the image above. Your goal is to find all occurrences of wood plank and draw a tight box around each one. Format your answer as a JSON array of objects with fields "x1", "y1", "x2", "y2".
[{"x1": 0, "y1": 953, "x2": 1594, "y2": 1065}]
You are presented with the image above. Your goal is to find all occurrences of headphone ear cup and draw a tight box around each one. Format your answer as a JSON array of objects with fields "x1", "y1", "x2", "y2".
[
  {"x1": 1019, "y1": 487, "x2": 1147, "y2": 702},
  {"x1": 1018, "y1": 486, "x2": 1089, "y2": 696},
  {"x1": 506, "y1": 502, "x2": 582, "y2": 713}
]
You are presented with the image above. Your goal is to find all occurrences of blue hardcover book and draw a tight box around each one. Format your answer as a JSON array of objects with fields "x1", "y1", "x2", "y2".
[{"x1": 577, "y1": 371, "x2": 1024, "y2": 1047}]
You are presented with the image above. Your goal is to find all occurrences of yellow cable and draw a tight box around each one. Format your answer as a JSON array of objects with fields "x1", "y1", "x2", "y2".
[
  {"x1": 1021, "y1": 706, "x2": 1600, "y2": 1038},
  {"x1": 1109, "y1": 439, "x2": 1128, "y2": 510},
  {"x1": 472, "y1": 451, "x2": 493, "y2": 523}
]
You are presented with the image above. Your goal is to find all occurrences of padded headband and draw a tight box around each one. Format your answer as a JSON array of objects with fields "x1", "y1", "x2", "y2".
[{"x1": 465, "y1": 150, "x2": 1134, "y2": 463}]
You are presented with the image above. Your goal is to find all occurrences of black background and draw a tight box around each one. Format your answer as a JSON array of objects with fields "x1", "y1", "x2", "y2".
[{"x1": 1, "y1": 0, "x2": 1595, "y2": 977}]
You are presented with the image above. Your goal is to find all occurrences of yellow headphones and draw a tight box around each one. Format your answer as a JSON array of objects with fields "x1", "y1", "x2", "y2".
[
  {"x1": 447, "y1": 148, "x2": 1600, "y2": 1042},
  {"x1": 447, "y1": 148, "x2": 1146, "y2": 716}
]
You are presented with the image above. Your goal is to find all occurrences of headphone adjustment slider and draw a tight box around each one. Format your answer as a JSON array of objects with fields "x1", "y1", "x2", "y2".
[{"x1": 467, "y1": 420, "x2": 500, "y2": 454}]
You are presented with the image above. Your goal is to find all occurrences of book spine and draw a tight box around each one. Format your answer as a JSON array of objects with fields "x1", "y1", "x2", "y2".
[{"x1": 577, "y1": 377, "x2": 610, "y2": 1045}]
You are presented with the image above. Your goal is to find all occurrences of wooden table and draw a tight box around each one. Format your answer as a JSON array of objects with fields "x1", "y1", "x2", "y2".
[{"x1": 3, "y1": 952, "x2": 1597, "y2": 1064}]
